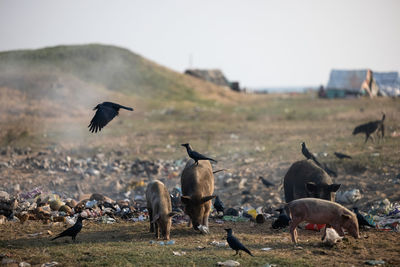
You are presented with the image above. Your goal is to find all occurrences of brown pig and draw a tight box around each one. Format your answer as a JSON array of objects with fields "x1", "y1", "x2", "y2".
[
  {"x1": 285, "y1": 198, "x2": 360, "y2": 244},
  {"x1": 181, "y1": 159, "x2": 215, "y2": 232},
  {"x1": 146, "y1": 180, "x2": 176, "y2": 240}
]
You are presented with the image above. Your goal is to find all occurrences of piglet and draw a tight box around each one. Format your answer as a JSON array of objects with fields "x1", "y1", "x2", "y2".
[
  {"x1": 146, "y1": 180, "x2": 176, "y2": 240},
  {"x1": 285, "y1": 198, "x2": 360, "y2": 244}
]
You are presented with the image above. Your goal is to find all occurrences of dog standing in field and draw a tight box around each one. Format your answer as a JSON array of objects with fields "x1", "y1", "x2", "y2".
[{"x1": 352, "y1": 113, "x2": 385, "y2": 143}]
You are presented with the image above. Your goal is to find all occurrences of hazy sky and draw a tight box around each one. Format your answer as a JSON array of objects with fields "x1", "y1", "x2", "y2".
[{"x1": 1, "y1": 0, "x2": 399, "y2": 88}]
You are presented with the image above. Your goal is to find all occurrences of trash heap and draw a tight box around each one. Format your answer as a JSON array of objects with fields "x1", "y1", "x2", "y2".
[
  {"x1": 0, "y1": 188, "x2": 149, "y2": 225},
  {"x1": 364, "y1": 199, "x2": 400, "y2": 232}
]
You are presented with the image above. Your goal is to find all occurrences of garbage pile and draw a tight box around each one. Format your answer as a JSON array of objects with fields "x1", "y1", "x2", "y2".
[
  {"x1": 364, "y1": 199, "x2": 400, "y2": 232},
  {"x1": 0, "y1": 188, "x2": 150, "y2": 225}
]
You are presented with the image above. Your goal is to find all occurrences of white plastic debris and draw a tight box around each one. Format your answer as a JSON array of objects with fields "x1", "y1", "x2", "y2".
[
  {"x1": 85, "y1": 200, "x2": 97, "y2": 208},
  {"x1": 261, "y1": 247, "x2": 273, "y2": 251},
  {"x1": 172, "y1": 251, "x2": 186, "y2": 256},
  {"x1": 198, "y1": 225, "x2": 210, "y2": 234},
  {"x1": 336, "y1": 189, "x2": 362, "y2": 204},
  {"x1": 323, "y1": 228, "x2": 343, "y2": 245},
  {"x1": 210, "y1": 240, "x2": 228, "y2": 247},
  {"x1": 41, "y1": 262, "x2": 59, "y2": 267},
  {"x1": 217, "y1": 260, "x2": 240, "y2": 266}
]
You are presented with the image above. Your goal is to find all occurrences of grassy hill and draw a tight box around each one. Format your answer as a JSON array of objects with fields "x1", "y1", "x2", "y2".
[{"x1": 0, "y1": 44, "x2": 235, "y2": 103}]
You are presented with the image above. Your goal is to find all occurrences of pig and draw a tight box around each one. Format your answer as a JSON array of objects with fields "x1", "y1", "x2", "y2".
[
  {"x1": 146, "y1": 180, "x2": 176, "y2": 240},
  {"x1": 285, "y1": 198, "x2": 360, "y2": 244},
  {"x1": 181, "y1": 159, "x2": 215, "y2": 232},
  {"x1": 284, "y1": 160, "x2": 341, "y2": 202}
]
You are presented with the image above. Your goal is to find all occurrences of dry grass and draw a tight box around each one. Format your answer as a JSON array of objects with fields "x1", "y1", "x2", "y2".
[{"x1": 1, "y1": 220, "x2": 399, "y2": 267}]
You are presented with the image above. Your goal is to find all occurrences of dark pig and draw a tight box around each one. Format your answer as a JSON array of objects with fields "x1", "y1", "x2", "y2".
[
  {"x1": 284, "y1": 160, "x2": 340, "y2": 202},
  {"x1": 285, "y1": 198, "x2": 360, "y2": 244},
  {"x1": 181, "y1": 159, "x2": 215, "y2": 232},
  {"x1": 146, "y1": 180, "x2": 176, "y2": 240}
]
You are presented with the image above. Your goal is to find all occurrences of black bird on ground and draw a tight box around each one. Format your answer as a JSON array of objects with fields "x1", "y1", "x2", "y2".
[
  {"x1": 225, "y1": 228, "x2": 253, "y2": 257},
  {"x1": 259, "y1": 176, "x2": 274, "y2": 187},
  {"x1": 213, "y1": 195, "x2": 224, "y2": 213},
  {"x1": 353, "y1": 207, "x2": 375, "y2": 229},
  {"x1": 88, "y1": 102, "x2": 134, "y2": 133},
  {"x1": 334, "y1": 152, "x2": 352, "y2": 159},
  {"x1": 301, "y1": 142, "x2": 321, "y2": 166},
  {"x1": 352, "y1": 113, "x2": 385, "y2": 143},
  {"x1": 51, "y1": 216, "x2": 84, "y2": 241},
  {"x1": 181, "y1": 143, "x2": 217, "y2": 165},
  {"x1": 272, "y1": 208, "x2": 290, "y2": 229}
]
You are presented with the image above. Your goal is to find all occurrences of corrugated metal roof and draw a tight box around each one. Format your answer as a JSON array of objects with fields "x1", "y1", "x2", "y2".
[
  {"x1": 374, "y1": 72, "x2": 399, "y2": 87},
  {"x1": 327, "y1": 69, "x2": 367, "y2": 91}
]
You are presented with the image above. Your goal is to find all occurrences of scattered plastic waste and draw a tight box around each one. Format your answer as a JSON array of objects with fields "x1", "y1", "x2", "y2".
[
  {"x1": 305, "y1": 223, "x2": 325, "y2": 231},
  {"x1": 217, "y1": 260, "x2": 240, "y2": 266},
  {"x1": 198, "y1": 225, "x2": 210, "y2": 234},
  {"x1": 166, "y1": 240, "x2": 175, "y2": 245},
  {"x1": 223, "y1": 215, "x2": 249, "y2": 222},
  {"x1": 19, "y1": 262, "x2": 31, "y2": 267},
  {"x1": 41, "y1": 262, "x2": 59, "y2": 267},
  {"x1": 322, "y1": 228, "x2": 343, "y2": 245},
  {"x1": 365, "y1": 260, "x2": 385, "y2": 266},
  {"x1": 210, "y1": 240, "x2": 228, "y2": 247},
  {"x1": 85, "y1": 200, "x2": 97, "y2": 208},
  {"x1": 260, "y1": 247, "x2": 272, "y2": 251},
  {"x1": 172, "y1": 251, "x2": 186, "y2": 256},
  {"x1": 336, "y1": 189, "x2": 362, "y2": 204}
]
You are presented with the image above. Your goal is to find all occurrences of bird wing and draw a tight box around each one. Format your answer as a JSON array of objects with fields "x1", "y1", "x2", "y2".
[
  {"x1": 190, "y1": 151, "x2": 217, "y2": 162},
  {"x1": 229, "y1": 236, "x2": 252, "y2": 255},
  {"x1": 88, "y1": 105, "x2": 119, "y2": 133}
]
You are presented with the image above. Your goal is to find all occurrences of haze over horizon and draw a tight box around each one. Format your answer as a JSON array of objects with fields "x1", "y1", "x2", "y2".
[{"x1": 1, "y1": 0, "x2": 399, "y2": 89}]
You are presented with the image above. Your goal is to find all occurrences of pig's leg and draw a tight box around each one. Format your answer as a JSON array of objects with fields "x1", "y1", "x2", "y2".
[
  {"x1": 149, "y1": 208, "x2": 154, "y2": 233},
  {"x1": 155, "y1": 222, "x2": 160, "y2": 239},
  {"x1": 289, "y1": 219, "x2": 300, "y2": 244},
  {"x1": 187, "y1": 216, "x2": 192, "y2": 228}
]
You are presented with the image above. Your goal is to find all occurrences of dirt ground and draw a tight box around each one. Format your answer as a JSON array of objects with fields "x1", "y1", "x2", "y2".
[
  {"x1": 0, "y1": 219, "x2": 399, "y2": 266},
  {"x1": 1, "y1": 92, "x2": 399, "y2": 266}
]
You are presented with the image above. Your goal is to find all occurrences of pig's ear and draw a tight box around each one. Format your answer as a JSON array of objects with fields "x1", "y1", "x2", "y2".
[
  {"x1": 168, "y1": 212, "x2": 178, "y2": 217},
  {"x1": 181, "y1": 196, "x2": 191, "y2": 204},
  {"x1": 305, "y1": 182, "x2": 317, "y2": 193},
  {"x1": 330, "y1": 184, "x2": 341, "y2": 192},
  {"x1": 151, "y1": 214, "x2": 160, "y2": 223},
  {"x1": 201, "y1": 195, "x2": 216, "y2": 203}
]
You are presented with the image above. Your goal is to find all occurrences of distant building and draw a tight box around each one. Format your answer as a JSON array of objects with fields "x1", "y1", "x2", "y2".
[
  {"x1": 324, "y1": 69, "x2": 400, "y2": 98},
  {"x1": 184, "y1": 69, "x2": 241, "y2": 92}
]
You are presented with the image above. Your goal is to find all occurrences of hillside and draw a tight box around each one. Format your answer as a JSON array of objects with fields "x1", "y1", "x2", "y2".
[{"x1": 0, "y1": 44, "x2": 236, "y2": 103}]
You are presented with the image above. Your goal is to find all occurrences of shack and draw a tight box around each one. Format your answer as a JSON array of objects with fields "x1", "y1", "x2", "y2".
[
  {"x1": 184, "y1": 69, "x2": 241, "y2": 92},
  {"x1": 324, "y1": 69, "x2": 400, "y2": 98}
]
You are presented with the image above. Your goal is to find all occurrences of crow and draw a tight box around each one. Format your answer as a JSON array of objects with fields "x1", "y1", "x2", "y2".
[
  {"x1": 88, "y1": 102, "x2": 134, "y2": 133},
  {"x1": 272, "y1": 208, "x2": 290, "y2": 229},
  {"x1": 353, "y1": 207, "x2": 375, "y2": 229},
  {"x1": 301, "y1": 142, "x2": 321, "y2": 166},
  {"x1": 225, "y1": 228, "x2": 253, "y2": 256},
  {"x1": 51, "y1": 216, "x2": 84, "y2": 241},
  {"x1": 213, "y1": 195, "x2": 224, "y2": 213},
  {"x1": 181, "y1": 143, "x2": 217, "y2": 165},
  {"x1": 334, "y1": 152, "x2": 352, "y2": 159},
  {"x1": 352, "y1": 113, "x2": 385, "y2": 143},
  {"x1": 259, "y1": 176, "x2": 274, "y2": 187}
]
